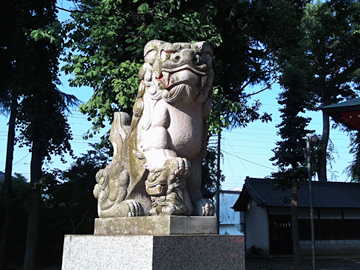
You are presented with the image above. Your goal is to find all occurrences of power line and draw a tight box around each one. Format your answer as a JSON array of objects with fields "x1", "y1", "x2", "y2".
[
  {"x1": 223, "y1": 138, "x2": 246, "y2": 188},
  {"x1": 13, "y1": 153, "x2": 30, "y2": 165},
  {"x1": 222, "y1": 150, "x2": 275, "y2": 170}
]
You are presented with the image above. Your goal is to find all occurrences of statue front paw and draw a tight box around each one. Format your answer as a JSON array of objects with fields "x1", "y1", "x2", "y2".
[
  {"x1": 162, "y1": 204, "x2": 176, "y2": 215},
  {"x1": 164, "y1": 157, "x2": 190, "y2": 179},
  {"x1": 194, "y1": 198, "x2": 215, "y2": 216}
]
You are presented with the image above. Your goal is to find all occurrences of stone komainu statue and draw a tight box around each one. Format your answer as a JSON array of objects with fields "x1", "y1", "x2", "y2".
[{"x1": 93, "y1": 40, "x2": 215, "y2": 217}]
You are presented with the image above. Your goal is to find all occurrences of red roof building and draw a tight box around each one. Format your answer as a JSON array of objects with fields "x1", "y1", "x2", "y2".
[{"x1": 322, "y1": 98, "x2": 360, "y2": 131}]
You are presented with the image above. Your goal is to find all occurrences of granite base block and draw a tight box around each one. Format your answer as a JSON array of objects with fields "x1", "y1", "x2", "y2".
[
  {"x1": 94, "y1": 215, "x2": 217, "y2": 235},
  {"x1": 61, "y1": 234, "x2": 245, "y2": 270}
]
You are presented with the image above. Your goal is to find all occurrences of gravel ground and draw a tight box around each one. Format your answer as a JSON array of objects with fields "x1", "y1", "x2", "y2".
[{"x1": 246, "y1": 256, "x2": 360, "y2": 270}]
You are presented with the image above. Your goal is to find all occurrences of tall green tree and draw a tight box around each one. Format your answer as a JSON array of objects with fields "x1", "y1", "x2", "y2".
[
  {"x1": 0, "y1": 0, "x2": 78, "y2": 269},
  {"x1": 271, "y1": 0, "x2": 360, "y2": 266},
  {"x1": 19, "y1": 89, "x2": 75, "y2": 270},
  {"x1": 269, "y1": 1, "x2": 312, "y2": 266},
  {"x1": 271, "y1": 74, "x2": 313, "y2": 268},
  {"x1": 0, "y1": 1, "x2": 24, "y2": 267},
  {"x1": 299, "y1": 0, "x2": 360, "y2": 181}
]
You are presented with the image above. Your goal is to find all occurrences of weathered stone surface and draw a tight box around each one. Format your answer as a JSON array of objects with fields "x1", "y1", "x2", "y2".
[
  {"x1": 61, "y1": 234, "x2": 245, "y2": 270},
  {"x1": 93, "y1": 40, "x2": 216, "y2": 218},
  {"x1": 94, "y1": 215, "x2": 217, "y2": 235}
]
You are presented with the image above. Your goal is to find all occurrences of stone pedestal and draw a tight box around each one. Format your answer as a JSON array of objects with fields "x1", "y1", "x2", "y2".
[
  {"x1": 61, "y1": 234, "x2": 245, "y2": 270},
  {"x1": 62, "y1": 216, "x2": 245, "y2": 270},
  {"x1": 94, "y1": 215, "x2": 217, "y2": 235}
]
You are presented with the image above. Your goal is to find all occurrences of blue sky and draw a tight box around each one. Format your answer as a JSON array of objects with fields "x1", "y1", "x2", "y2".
[
  {"x1": 1, "y1": 78, "x2": 354, "y2": 190},
  {"x1": 221, "y1": 86, "x2": 354, "y2": 190},
  {"x1": 0, "y1": 1, "x2": 355, "y2": 190}
]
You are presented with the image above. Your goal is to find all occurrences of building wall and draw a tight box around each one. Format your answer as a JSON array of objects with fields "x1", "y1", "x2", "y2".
[
  {"x1": 269, "y1": 207, "x2": 360, "y2": 219},
  {"x1": 300, "y1": 240, "x2": 360, "y2": 256},
  {"x1": 245, "y1": 199, "x2": 269, "y2": 253},
  {"x1": 269, "y1": 207, "x2": 312, "y2": 218},
  {"x1": 220, "y1": 224, "x2": 242, "y2": 235},
  {"x1": 268, "y1": 207, "x2": 318, "y2": 218},
  {"x1": 269, "y1": 207, "x2": 360, "y2": 255},
  {"x1": 219, "y1": 191, "x2": 242, "y2": 235}
]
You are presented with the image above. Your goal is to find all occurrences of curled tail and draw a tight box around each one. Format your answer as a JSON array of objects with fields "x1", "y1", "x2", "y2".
[
  {"x1": 110, "y1": 112, "x2": 131, "y2": 158},
  {"x1": 93, "y1": 111, "x2": 132, "y2": 217}
]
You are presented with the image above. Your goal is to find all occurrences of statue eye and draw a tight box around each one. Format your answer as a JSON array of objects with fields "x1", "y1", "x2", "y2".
[{"x1": 155, "y1": 171, "x2": 161, "y2": 177}]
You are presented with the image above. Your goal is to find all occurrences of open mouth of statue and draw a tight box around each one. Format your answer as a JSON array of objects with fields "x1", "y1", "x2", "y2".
[
  {"x1": 146, "y1": 184, "x2": 165, "y2": 196},
  {"x1": 156, "y1": 65, "x2": 207, "y2": 89}
]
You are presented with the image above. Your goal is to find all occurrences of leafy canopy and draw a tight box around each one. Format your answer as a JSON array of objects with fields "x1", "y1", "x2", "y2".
[{"x1": 32, "y1": 0, "x2": 311, "y2": 135}]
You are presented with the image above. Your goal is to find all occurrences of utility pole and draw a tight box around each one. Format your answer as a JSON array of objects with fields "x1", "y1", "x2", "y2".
[
  {"x1": 307, "y1": 134, "x2": 317, "y2": 270},
  {"x1": 216, "y1": 131, "x2": 221, "y2": 234}
]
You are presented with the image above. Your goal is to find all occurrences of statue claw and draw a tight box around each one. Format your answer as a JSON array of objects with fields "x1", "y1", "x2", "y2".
[
  {"x1": 129, "y1": 200, "x2": 143, "y2": 217},
  {"x1": 202, "y1": 202, "x2": 216, "y2": 216},
  {"x1": 118, "y1": 200, "x2": 144, "y2": 217},
  {"x1": 162, "y1": 204, "x2": 176, "y2": 215},
  {"x1": 194, "y1": 198, "x2": 215, "y2": 216},
  {"x1": 164, "y1": 157, "x2": 190, "y2": 178}
]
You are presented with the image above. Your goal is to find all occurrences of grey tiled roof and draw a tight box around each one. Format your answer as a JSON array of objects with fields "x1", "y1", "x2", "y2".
[
  {"x1": 233, "y1": 177, "x2": 360, "y2": 211},
  {"x1": 321, "y1": 97, "x2": 360, "y2": 113}
]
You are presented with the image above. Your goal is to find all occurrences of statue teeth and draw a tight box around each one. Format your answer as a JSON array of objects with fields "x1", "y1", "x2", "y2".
[
  {"x1": 154, "y1": 70, "x2": 161, "y2": 80},
  {"x1": 201, "y1": 76, "x2": 207, "y2": 89},
  {"x1": 162, "y1": 71, "x2": 170, "y2": 86}
]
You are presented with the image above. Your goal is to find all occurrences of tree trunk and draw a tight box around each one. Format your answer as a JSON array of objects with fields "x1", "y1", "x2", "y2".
[
  {"x1": 318, "y1": 111, "x2": 330, "y2": 182},
  {"x1": 23, "y1": 141, "x2": 43, "y2": 270},
  {"x1": 318, "y1": 73, "x2": 330, "y2": 182},
  {"x1": 0, "y1": 97, "x2": 17, "y2": 270},
  {"x1": 291, "y1": 179, "x2": 301, "y2": 269}
]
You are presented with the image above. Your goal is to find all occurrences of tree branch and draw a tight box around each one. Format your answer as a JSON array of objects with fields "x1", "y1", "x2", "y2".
[
  {"x1": 242, "y1": 80, "x2": 276, "y2": 98},
  {"x1": 56, "y1": 5, "x2": 76, "y2": 13}
]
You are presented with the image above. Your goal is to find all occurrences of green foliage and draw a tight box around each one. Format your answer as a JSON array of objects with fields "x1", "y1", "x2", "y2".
[
  {"x1": 0, "y1": 1, "x2": 81, "y2": 268},
  {"x1": 271, "y1": 86, "x2": 313, "y2": 188},
  {"x1": 57, "y1": 0, "x2": 223, "y2": 132},
  {"x1": 347, "y1": 131, "x2": 360, "y2": 182},
  {"x1": 30, "y1": 0, "x2": 308, "y2": 196},
  {"x1": 0, "y1": 174, "x2": 30, "y2": 265},
  {"x1": 29, "y1": 0, "x2": 306, "y2": 197},
  {"x1": 33, "y1": 0, "x2": 308, "y2": 136},
  {"x1": 0, "y1": 146, "x2": 109, "y2": 266},
  {"x1": 202, "y1": 139, "x2": 224, "y2": 194},
  {"x1": 299, "y1": 0, "x2": 360, "y2": 107},
  {"x1": 1, "y1": 0, "x2": 79, "y2": 162},
  {"x1": 208, "y1": 87, "x2": 272, "y2": 134},
  {"x1": 270, "y1": 1, "x2": 314, "y2": 187},
  {"x1": 37, "y1": 145, "x2": 109, "y2": 265},
  {"x1": 0, "y1": 173, "x2": 31, "y2": 207},
  {"x1": 16, "y1": 88, "x2": 75, "y2": 162},
  {"x1": 272, "y1": 0, "x2": 360, "y2": 184},
  {"x1": 43, "y1": 145, "x2": 109, "y2": 233}
]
